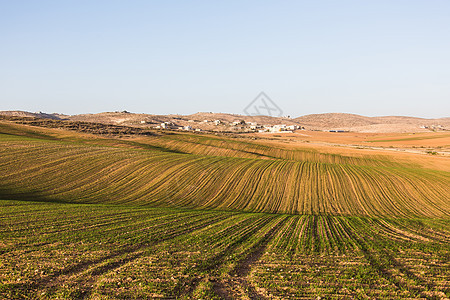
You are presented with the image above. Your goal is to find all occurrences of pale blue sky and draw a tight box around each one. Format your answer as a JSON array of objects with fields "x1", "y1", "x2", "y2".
[{"x1": 1, "y1": 1, "x2": 449, "y2": 118}]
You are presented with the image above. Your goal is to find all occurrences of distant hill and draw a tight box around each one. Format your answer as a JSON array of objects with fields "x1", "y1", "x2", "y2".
[
  {"x1": 1, "y1": 110, "x2": 448, "y2": 133},
  {"x1": 294, "y1": 113, "x2": 450, "y2": 132},
  {"x1": 0, "y1": 110, "x2": 67, "y2": 120},
  {"x1": 294, "y1": 113, "x2": 376, "y2": 128},
  {"x1": 69, "y1": 111, "x2": 172, "y2": 125}
]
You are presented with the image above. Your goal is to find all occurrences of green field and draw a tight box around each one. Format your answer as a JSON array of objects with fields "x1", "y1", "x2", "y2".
[
  {"x1": 0, "y1": 121, "x2": 449, "y2": 299},
  {"x1": 1, "y1": 201, "x2": 449, "y2": 299}
]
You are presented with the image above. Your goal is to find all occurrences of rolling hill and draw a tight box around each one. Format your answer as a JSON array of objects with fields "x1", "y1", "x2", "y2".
[
  {"x1": 294, "y1": 113, "x2": 450, "y2": 132},
  {"x1": 1, "y1": 110, "x2": 449, "y2": 132},
  {"x1": 0, "y1": 120, "x2": 448, "y2": 218}
]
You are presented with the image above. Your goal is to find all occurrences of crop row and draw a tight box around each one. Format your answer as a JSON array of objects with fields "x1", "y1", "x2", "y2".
[
  {"x1": 1, "y1": 136, "x2": 448, "y2": 217},
  {"x1": 112, "y1": 131, "x2": 415, "y2": 169},
  {"x1": 1, "y1": 200, "x2": 448, "y2": 299}
]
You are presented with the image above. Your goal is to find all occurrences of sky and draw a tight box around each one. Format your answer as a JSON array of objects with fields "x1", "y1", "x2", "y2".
[{"x1": 1, "y1": 0, "x2": 449, "y2": 118}]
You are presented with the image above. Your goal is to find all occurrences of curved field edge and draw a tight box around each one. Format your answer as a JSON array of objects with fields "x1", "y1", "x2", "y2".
[{"x1": 0, "y1": 124, "x2": 449, "y2": 217}]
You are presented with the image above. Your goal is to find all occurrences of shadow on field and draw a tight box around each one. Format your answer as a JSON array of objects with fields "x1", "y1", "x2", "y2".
[{"x1": 0, "y1": 186, "x2": 71, "y2": 205}]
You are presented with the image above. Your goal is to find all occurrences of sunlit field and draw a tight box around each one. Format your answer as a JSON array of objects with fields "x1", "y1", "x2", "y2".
[{"x1": 0, "y1": 121, "x2": 449, "y2": 299}]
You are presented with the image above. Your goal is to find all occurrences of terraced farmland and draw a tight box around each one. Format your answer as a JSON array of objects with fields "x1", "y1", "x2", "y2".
[{"x1": 0, "y1": 121, "x2": 449, "y2": 299}]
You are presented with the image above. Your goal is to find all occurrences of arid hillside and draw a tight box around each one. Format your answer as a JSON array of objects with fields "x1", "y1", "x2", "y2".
[
  {"x1": 2, "y1": 110, "x2": 448, "y2": 132},
  {"x1": 294, "y1": 113, "x2": 450, "y2": 132}
]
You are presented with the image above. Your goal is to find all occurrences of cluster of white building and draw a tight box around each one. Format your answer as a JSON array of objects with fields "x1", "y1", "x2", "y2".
[
  {"x1": 196, "y1": 119, "x2": 221, "y2": 125},
  {"x1": 257, "y1": 124, "x2": 302, "y2": 133},
  {"x1": 228, "y1": 122, "x2": 302, "y2": 133},
  {"x1": 420, "y1": 124, "x2": 444, "y2": 130},
  {"x1": 154, "y1": 122, "x2": 175, "y2": 129},
  {"x1": 151, "y1": 119, "x2": 304, "y2": 133},
  {"x1": 154, "y1": 122, "x2": 202, "y2": 131}
]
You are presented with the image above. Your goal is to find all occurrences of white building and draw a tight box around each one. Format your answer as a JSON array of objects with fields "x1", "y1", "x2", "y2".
[
  {"x1": 270, "y1": 125, "x2": 286, "y2": 132},
  {"x1": 287, "y1": 125, "x2": 300, "y2": 130}
]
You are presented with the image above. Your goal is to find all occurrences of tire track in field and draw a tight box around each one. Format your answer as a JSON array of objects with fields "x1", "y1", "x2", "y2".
[
  {"x1": 173, "y1": 216, "x2": 275, "y2": 298},
  {"x1": 21, "y1": 214, "x2": 229, "y2": 298},
  {"x1": 76, "y1": 215, "x2": 232, "y2": 299},
  {"x1": 213, "y1": 216, "x2": 289, "y2": 300},
  {"x1": 338, "y1": 218, "x2": 438, "y2": 299}
]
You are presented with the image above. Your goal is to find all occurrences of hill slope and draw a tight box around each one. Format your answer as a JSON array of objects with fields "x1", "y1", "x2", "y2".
[
  {"x1": 295, "y1": 113, "x2": 450, "y2": 132},
  {"x1": 2, "y1": 110, "x2": 449, "y2": 132},
  {"x1": 0, "y1": 121, "x2": 448, "y2": 217}
]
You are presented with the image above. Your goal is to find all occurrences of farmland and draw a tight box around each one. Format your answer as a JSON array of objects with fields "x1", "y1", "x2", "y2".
[
  {"x1": 0, "y1": 121, "x2": 448, "y2": 217},
  {"x1": 1, "y1": 201, "x2": 449, "y2": 299},
  {"x1": 0, "y1": 120, "x2": 449, "y2": 299}
]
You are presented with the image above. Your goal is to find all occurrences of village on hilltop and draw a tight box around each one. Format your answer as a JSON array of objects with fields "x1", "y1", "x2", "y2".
[{"x1": 151, "y1": 118, "x2": 305, "y2": 133}]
